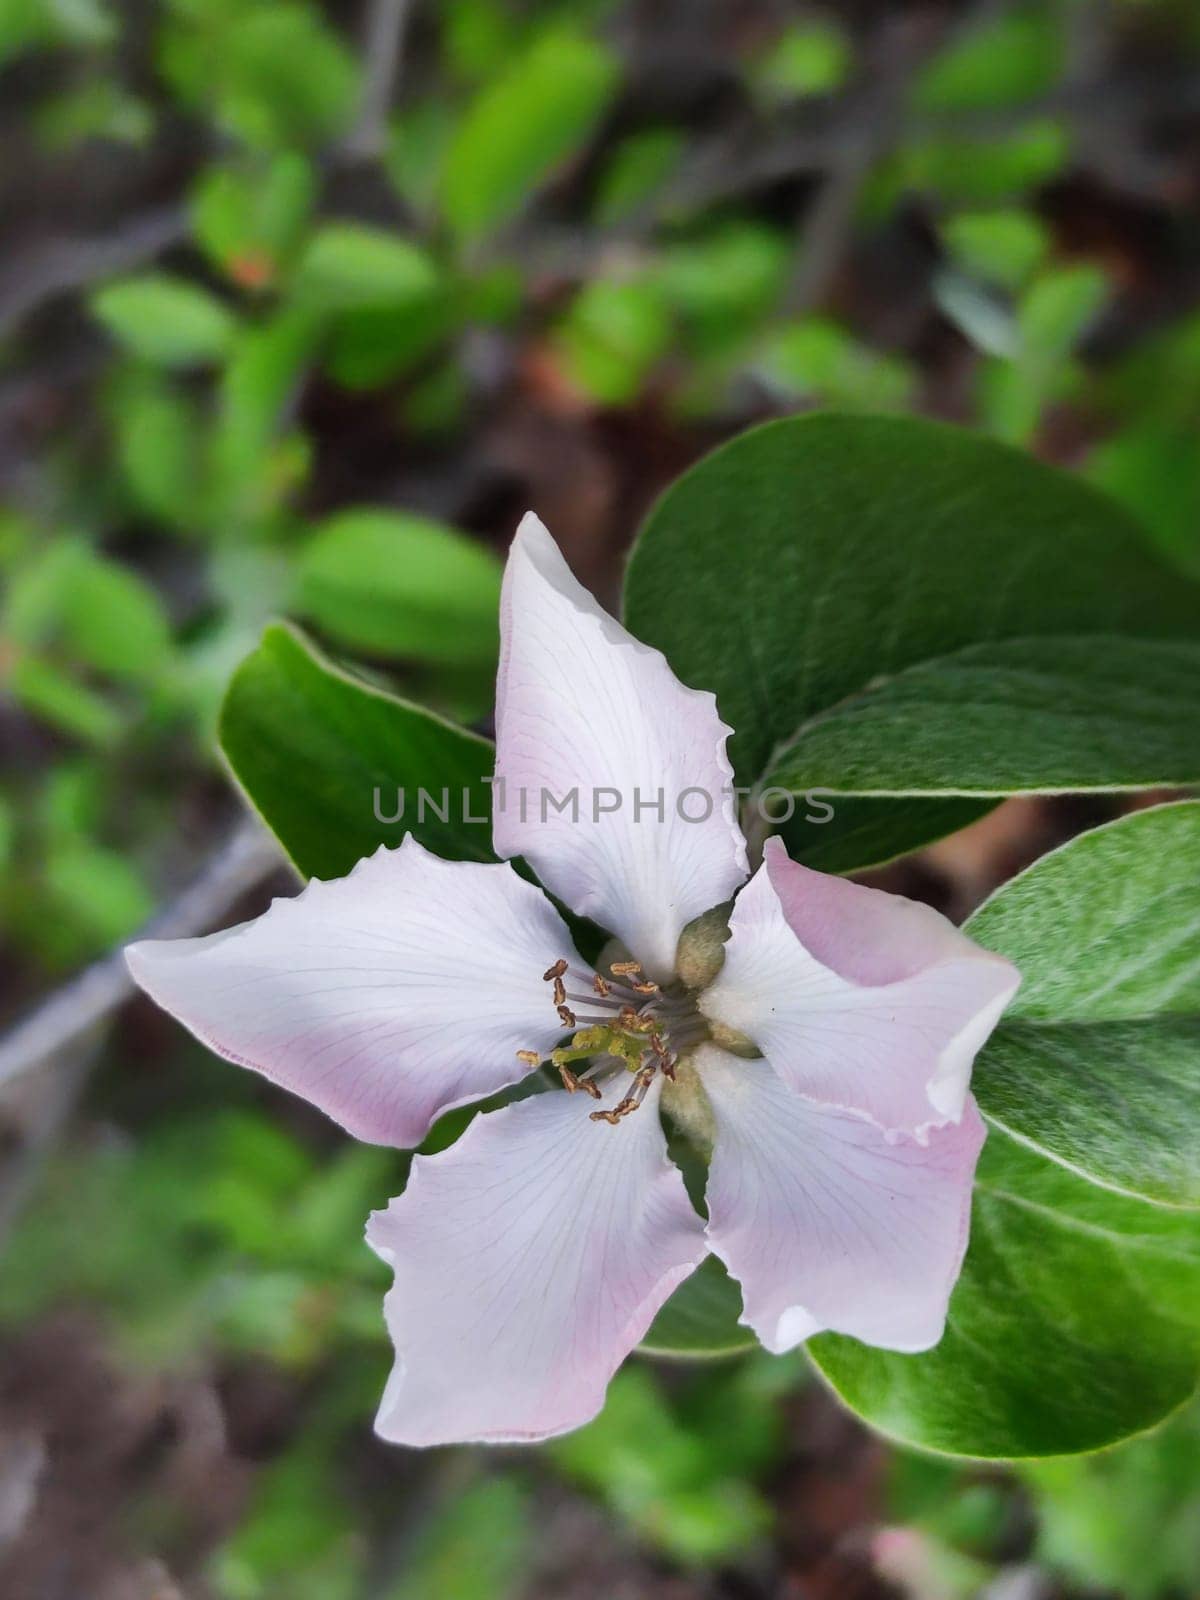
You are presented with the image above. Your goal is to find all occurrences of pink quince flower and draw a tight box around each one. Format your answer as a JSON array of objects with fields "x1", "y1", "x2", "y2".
[{"x1": 126, "y1": 513, "x2": 1019, "y2": 1447}]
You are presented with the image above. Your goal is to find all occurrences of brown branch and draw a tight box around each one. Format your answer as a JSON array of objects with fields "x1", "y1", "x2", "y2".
[
  {"x1": 343, "y1": 0, "x2": 415, "y2": 160},
  {"x1": 0, "y1": 206, "x2": 187, "y2": 336}
]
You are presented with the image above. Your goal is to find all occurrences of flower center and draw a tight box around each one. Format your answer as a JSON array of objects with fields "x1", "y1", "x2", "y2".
[{"x1": 516, "y1": 958, "x2": 710, "y2": 1126}]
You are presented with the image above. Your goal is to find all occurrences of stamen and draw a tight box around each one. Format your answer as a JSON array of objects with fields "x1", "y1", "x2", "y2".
[
  {"x1": 590, "y1": 1065, "x2": 657, "y2": 1124},
  {"x1": 565, "y1": 989, "x2": 621, "y2": 1011},
  {"x1": 526, "y1": 952, "x2": 710, "y2": 1126},
  {"x1": 647, "y1": 1031, "x2": 676, "y2": 1079},
  {"x1": 557, "y1": 1061, "x2": 602, "y2": 1099}
]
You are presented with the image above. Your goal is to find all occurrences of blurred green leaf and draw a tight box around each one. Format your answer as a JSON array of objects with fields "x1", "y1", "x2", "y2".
[
  {"x1": 441, "y1": 27, "x2": 619, "y2": 240},
  {"x1": 554, "y1": 278, "x2": 672, "y2": 404},
  {"x1": 976, "y1": 263, "x2": 1108, "y2": 442},
  {"x1": 388, "y1": 1476, "x2": 531, "y2": 1600},
  {"x1": 386, "y1": 97, "x2": 458, "y2": 217},
  {"x1": 915, "y1": 8, "x2": 1064, "y2": 113},
  {"x1": 0, "y1": 0, "x2": 113, "y2": 61},
  {"x1": 58, "y1": 549, "x2": 173, "y2": 682},
  {"x1": 0, "y1": 509, "x2": 32, "y2": 567},
  {"x1": 757, "y1": 317, "x2": 915, "y2": 410},
  {"x1": 879, "y1": 118, "x2": 1069, "y2": 206},
  {"x1": 208, "y1": 307, "x2": 321, "y2": 533},
  {"x1": 91, "y1": 273, "x2": 237, "y2": 368},
  {"x1": 755, "y1": 20, "x2": 852, "y2": 101},
  {"x1": 1022, "y1": 1403, "x2": 1200, "y2": 1600},
  {"x1": 160, "y1": 1, "x2": 358, "y2": 150},
  {"x1": 213, "y1": 1446, "x2": 359, "y2": 1600},
  {"x1": 294, "y1": 224, "x2": 439, "y2": 312},
  {"x1": 401, "y1": 361, "x2": 470, "y2": 437},
  {"x1": 942, "y1": 208, "x2": 1051, "y2": 291},
  {"x1": 442, "y1": 0, "x2": 522, "y2": 83},
  {"x1": 294, "y1": 509, "x2": 501, "y2": 665},
  {"x1": 0, "y1": 794, "x2": 13, "y2": 870},
  {"x1": 4, "y1": 654, "x2": 123, "y2": 745},
  {"x1": 656, "y1": 222, "x2": 788, "y2": 355},
  {"x1": 35, "y1": 79, "x2": 152, "y2": 150},
  {"x1": 192, "y1": 153, "x2": 316, "y2": 288},
  {"x1": 978, "y1": 354, "x2": 1045, "y2": 443},
  {"x1": 322, "y1": 301, "x2": 454, "y2": 390},
  {"x1": 1018, "y1": 262, "x2": 1108, "y2": 361},
  {"x1": 552, "y1": 1365, "x2": 771, "y2": 1564},
  {"x1": 1088, "y1": 421, "x2": 1200, "y2": 576},
  {"x1": 44, "y1": 835, "x2": 154, "y2": 945},
  {"x1": 5, "y1": 540, "x2": 172, "y2": 682},
  {"x1": 594, "y1": 128, "x2": 684, "y2": 225},
  {"x1": 111, "y1": 373, "x2": 201, "y2": 531}
]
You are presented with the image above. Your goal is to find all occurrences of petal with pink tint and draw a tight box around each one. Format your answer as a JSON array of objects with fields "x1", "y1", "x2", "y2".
[
  {"x1": 493, "y1": 513, "x2": 748, "y2": 980},
  {"x1": 369, "y1": 1079, "x2": 708, "y2": 1446},
  {"x1": 126, "y1": 836, "x2": 582, "y2": 1149},
  {"x1": 701, "y1": 838, "x2": 1019, "y2": 1134},
  {"x1": 698, "y1": 1047, "x2": 985, "y2": 1353}
]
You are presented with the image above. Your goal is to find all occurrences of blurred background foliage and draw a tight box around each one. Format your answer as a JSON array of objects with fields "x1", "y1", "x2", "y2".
[{"x1": 1, "y1": 0, "x2": 1199, "y2": 1595}]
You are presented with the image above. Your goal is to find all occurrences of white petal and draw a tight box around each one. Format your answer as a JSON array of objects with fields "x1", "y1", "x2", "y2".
[
  {"x1": 126, "y1": 836, "x2": 582, "y2": 1149},
  {"x1": 493, "y1": 513, "x2": 747, "y2": 979},
  {"x1": 369, "y1": 1079, "x2": 707, "y2": 1445},
  {"x1": 698, "y1": 1047, "x2": 985, "y2": 1353},
  {"x1": 701, "y1": 839, "x2": 1019, "y2": 1135}
]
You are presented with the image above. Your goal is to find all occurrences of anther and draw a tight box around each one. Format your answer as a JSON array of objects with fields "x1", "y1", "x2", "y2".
[
  {"x1": 590, "y1": 1065, "x2": 657, "y2": 1124},
  {"x1": 515, "y1": 1049, "x2": 541, "y2": 1066},
  {"x1": 552, "y1": 975, "x2": 566, "y2": 1007},
  {"x1": 609, "y1": 960, "x2": 642, "y2": 977},
  {"x1": 543, "y1": 959, "x2": 568, "y2": 982},
  {"x1": 592, "y1": 974, "x2": 611, "y2": 997},
  {"x1": 558, "y1": 1061, "x2": 602, "y2": 1099},
  {"x1": 557, "y1": 1004, "x2": 577, "y2": 1028}
]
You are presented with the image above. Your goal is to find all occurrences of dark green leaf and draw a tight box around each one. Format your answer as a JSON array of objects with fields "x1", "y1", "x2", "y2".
[
  {"x1": 219, "y1": 622, "x2": 495, "y2": 878},
  {"x1": 777, "y1": 795, "x2": 997, "y2": 874},
  {"x1": 967, "y1": 802, "x2": 1200, "y2": 1206},
  {"x1": 625, "y1": 415, "x2": 1200, "y2": 788},
  {"x1": 640, "y1": 1256, "x2": 757, "y2": 1359},
  {"x1": 766, "y1": 637, "x2": 1200, "y2": 797},
  {"x1": 810, "y1": 1125, "x2": 1200, "y2": 1458}
]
